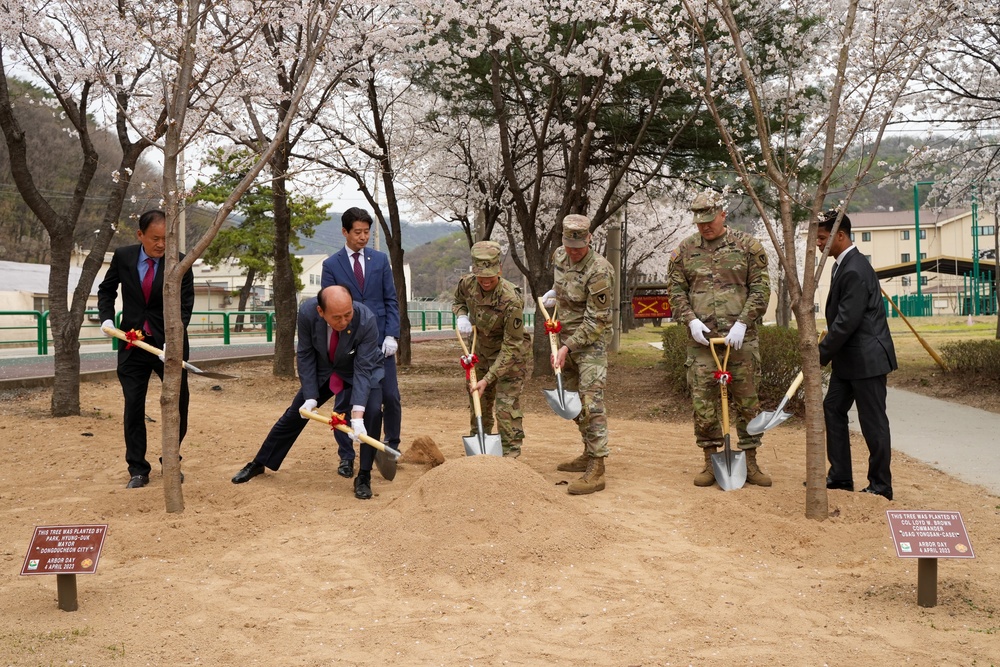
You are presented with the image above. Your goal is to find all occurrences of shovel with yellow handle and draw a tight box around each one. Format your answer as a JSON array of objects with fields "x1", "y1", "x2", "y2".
[
  {"x1": 298, "y1": 407, "x2": 400, "y2": 481},
  {"x1": 708, "y1": 338, "x2": 747, "y2": 491},
  {"x1": 535, "y1": 298, "x2": 582, "y2": 420},
  {"x1": 102, "y1": 324, "x2": 238, "y2": 380}
]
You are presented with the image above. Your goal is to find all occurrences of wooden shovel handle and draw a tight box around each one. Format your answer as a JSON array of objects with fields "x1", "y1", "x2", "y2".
[
  {"x1": 536, "y1": 297, "x2": 564, "y2": 373},
  {"x1": 879, "y1": 288, "x2": 949, "y2": 371},
  {"x1": 298, "y1": 408, "x2": 400, "y2": 458},
  {"x1": 103, "y1": 324, "x2": 208, "y2": 376},
  {"x1": 454, "y1": 328, "x2": 485, "y2": 417}
]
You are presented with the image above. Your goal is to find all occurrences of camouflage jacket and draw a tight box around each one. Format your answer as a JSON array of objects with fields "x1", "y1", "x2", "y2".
[
  {"x1": 666, "y1": 227, "x2": 770, "y2": 339},
  {"x1": 452, "y1": 275, "x2": 530, "y2": 384},
  {"x1": 552, "y1": 247, "x2": 614, "y2": 351}
]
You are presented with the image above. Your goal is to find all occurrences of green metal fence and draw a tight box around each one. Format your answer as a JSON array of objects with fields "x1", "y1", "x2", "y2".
[
  {"x1": 3, "y1": 308, "x2": 534, "y2": 354},
  {"x1": 0, "y1": 310, "x2": 275, "y2": 355}
]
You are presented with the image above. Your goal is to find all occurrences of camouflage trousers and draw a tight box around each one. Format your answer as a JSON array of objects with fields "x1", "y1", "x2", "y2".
[
  {"x1": 469, "y1": 353, "x2": 527, "y2": 456},
  {"x1": 560, "y1": 342, "x2": 610, "y2": 458},
  {"x1": 685, "y1": 341, "x2": 762, "y2": 450}
]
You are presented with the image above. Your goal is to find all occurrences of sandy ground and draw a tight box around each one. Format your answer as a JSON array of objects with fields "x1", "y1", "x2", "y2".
[{"x1": 1, "y1": 349, "x2": 999, "y2": 667}]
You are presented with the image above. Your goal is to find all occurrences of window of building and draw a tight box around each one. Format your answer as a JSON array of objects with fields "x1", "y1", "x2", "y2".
[
  {"x1": 33, "y1": 296, "x2": 49, "y2": 313},
  {"x1": 979, "y1": 226, "x2": 996, "y2": 236},
  {"x1": 850, "y1": 232, "x2": 855, "y2": 241},
  {"x1": 901, "y1": 230, "x2": 910, "y2": 240},
  {"x1": 864, "y1": 254, "x2": 872, "y2": 263},
  {"x1": 920, "y1": 276, "x2": 928, "y2": 286},
  {"x1": 862, "y1": 232, "x2": 871, "y2": 242},
  {"x1": 901, "y1": 277, "x2": 911, "y2": 286},
  {"x1": 901, "y1": 253, "x2": 910, "y2": 263},
  {"x1": 920, "y1": 253, "x2": 926, "y2": 260},
  {"x1": 919, "y1": 229, "x2": 927, "y2": 239}
]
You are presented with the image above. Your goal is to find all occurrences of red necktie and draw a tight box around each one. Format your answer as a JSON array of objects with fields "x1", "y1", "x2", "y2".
[
  {"x1": 353, "y1": 252, "x2": 365, "y2": 292},
  {"x1": 142, "y1": 258, "x2": 155, "y2": 335},
  {"x1": 328, "y1": 328, "x2": 343, "y2": 394},
  {"x1": 142, "y1": 258, "x2": 155, "y2": 303}
]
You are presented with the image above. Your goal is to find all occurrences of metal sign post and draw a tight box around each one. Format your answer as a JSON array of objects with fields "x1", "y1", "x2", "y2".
[
  {"x1": 20, "y1": 524, "x2": 109, "y2": 612},
  {"x1": 885, "y1": 511, "x2": 974, "y2": 608}
]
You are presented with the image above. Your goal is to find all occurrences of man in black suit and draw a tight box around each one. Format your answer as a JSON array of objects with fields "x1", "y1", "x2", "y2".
[
  {"x1": 98, "y1": 209, "x2": 195, "y2": 489},
  {"x1": 817, "y1": 211, "x2": 898, "y2": 500},
  {"x1": 230, "y1": 285, "x2": 385, "y2": 500}
]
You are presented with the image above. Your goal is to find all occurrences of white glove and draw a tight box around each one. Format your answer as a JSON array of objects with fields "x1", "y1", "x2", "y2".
[
  {"x1": 157, "y1": 343, "x2": 166, "y2": 362},
  {"x1": 456, "y1": 315, "x2": 473, "y2": 335},
  {"x1": 301, "y1": 398, "x2": 318, "y2": 416},
  {"x1": 381, "y1": 336, "x2": 398, "y2": 357},
  {"x1": 688, "y1": 318, "x2": 711, "y2": 346},
  {"x1": 541, "y1": 289, "x2": 556, "y2": 309},
  {"x1": 350, "y1": 418, "x2": 367, "y2": 443},
  {"x1": 725, "y1": 321, "x2": 747, "y2": 350},
  {"x1": 101, "y1": 320, "x2": 115, "y2": 337}
]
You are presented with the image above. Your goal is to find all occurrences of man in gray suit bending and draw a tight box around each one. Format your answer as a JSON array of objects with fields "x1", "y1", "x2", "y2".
[{"x1": 230, "y1": 285, "x2": 385, "y2": 499}]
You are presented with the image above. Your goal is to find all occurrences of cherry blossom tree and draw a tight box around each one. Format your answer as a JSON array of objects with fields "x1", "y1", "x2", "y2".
[
  {"x1": 0, "y1": 1, "x2": 169, "y2": 417},
  {"x1": 648, "y1": 0, "x2": 956, "y2": 518}
]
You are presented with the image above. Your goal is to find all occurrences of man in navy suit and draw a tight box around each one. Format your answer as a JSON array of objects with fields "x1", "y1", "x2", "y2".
[
  {"x1": 321, "y1": 208, "x2": 401, "y2": 478},
  {"x1": 817, "y1": 211, "x2": 898, "y2": 500},
  {"x1": 98, "y1": 209, "x2": 194, "y2": 489},
  {"x1": 230, "y1": 285, "x2": 385, "y2": 499}
]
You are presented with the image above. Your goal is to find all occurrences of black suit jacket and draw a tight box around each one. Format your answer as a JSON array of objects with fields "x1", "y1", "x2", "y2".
[
  {"x1": 296, "y1": 298, "x2": 385, "y2": 406},
  {"x1": 97, "y1": 244, "x2": 195, "y2": 356},
  {"x1": 819, "y1": 247, "x2": 897, "y2": 380}
]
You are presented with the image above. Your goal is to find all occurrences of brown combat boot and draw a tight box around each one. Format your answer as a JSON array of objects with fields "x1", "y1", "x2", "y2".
[
  {"x1": 567, "y1": 457, "x2": 606, "y2": 495},
  {"x1": 694, "y1": 446, "x2": 718, "y2": 487},
  {"x1": 744, "y1": 448, "x2": 772, "y2": 487},
  {"x1": 557, "y1": 452, "x2": 590, "y2": 472}
]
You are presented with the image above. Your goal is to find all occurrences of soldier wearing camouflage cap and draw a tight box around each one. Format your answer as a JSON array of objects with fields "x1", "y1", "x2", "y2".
[
  {"x1": 542, "y1": 214, "x2": 615, "y2": 495},
  {"x1": 453, "y1": 241, "x2": 531, "y2": 457},
  {"x1": 666, "y1": 192, "x2": 772, "y2": 488}
]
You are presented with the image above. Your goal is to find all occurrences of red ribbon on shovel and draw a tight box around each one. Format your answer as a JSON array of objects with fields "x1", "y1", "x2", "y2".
[
  {"x1": 460, "y1": 353, "x2": 479, "y2": 380},
  {"x1": 124, "y1": 329, "x2": 145, "y2": 350},
  {"x1": 326, "y1": 411, "x2": 348, "y2": 431},
  {"x1": 713, "y1": 370, "x2": 732, "y2": 385},
  {"x1": 544, "y1": 318, "x2": 562, "y2": 334}
]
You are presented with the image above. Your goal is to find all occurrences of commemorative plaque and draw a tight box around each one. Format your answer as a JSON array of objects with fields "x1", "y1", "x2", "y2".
[
  {"x1": 20, "y1": 524, "x2": 109, "y2": 611},
  {"x1": 885, "y1": 511, "x2": 974, "y2": 608}
]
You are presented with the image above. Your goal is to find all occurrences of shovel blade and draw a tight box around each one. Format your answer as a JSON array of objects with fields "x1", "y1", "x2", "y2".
[
  {"x1": 747, "y1": 395, "x2": 794, "y2": 435},
  {"x1": 711, "y1": 439, "x2": 746, "y2": 491},
  {"x1": 462, "y1": 433, "x2": 503, "y2": 457},
  {"x1": 543, "y1": 388, "x2": 582, "y2": 420},
  {"x1": 374, "y1": 448, "x2": 398, "y2": 481}
]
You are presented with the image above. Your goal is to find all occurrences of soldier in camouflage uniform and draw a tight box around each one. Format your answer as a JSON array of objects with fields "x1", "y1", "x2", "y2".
[
  {"x1": 665, "y1": 192, "x2": 772, "y2": 488},
  {"x1": 453, "y1": 241, "x2": 531, "y2": 457},
  {"x1": 542, "y1": 214, "x2": 615, "y2": 495}
]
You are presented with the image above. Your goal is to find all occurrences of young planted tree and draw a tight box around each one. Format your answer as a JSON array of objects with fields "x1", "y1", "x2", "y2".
[{"x1": 649, "y1": 0, "x2": 955, "y2": 518}]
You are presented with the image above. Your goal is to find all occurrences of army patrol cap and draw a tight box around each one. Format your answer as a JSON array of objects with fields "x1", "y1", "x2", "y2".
[
  {"x1": 562, "y1": 214, "x2": 591, "y2": 248},
  {"x1": 691, "y1": 191, "x2": 724, "y2": 224},
  {"x1": 471, "y1": 240, "x2": 502, "y2": 277}
]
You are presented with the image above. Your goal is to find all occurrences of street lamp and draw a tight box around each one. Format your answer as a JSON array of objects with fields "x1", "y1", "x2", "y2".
[{"x1": 913, "y1": 180, "x2": 934, "y2": 304}]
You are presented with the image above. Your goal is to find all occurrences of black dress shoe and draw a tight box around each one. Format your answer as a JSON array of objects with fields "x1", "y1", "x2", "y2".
[
  {"x1": 126, "y1": 474, "x2": 149, "y2": 489},
  {"x1": 338, "y1": 459, "x2": 354, "y2": 479},
  {"x1": 860, "y1": 486, "x2": 892, "y2": 500},
  {"x1": 826, "y1": 477, "x2": 854, "y2": 491},
  {"x1": 354, "y1": 471, "x2": 372, "y2": 500},
  {"x1": 232, "y1": 461, "x2": 265, "y2": 484}
]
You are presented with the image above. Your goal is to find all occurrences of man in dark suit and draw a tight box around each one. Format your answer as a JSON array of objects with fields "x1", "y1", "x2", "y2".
[
  {"x1": 320, "y1": 208, "x2": 401, "y2": 478},
  {"x1": 817, "y1": 211, "x2": 898, "y2": 500},
  {"x1": 98, "y1": 209, "x2": 195, "y2": 489},
  {"x1": 230, "y1": 285, "x2": 385, "y2": 499}
]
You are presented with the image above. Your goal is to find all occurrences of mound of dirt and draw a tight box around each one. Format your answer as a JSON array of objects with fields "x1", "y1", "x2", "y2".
[
  {"x1": 359, "y1": 456, "x2": 611, "y2": 582},
  {"x1": 399, "y1": 435, "x2": 445, "y2": 466}
]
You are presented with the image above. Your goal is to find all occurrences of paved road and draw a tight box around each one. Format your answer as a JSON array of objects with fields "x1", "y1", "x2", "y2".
[{"x1": 0, "y1": 329, "x2": 456, "y2": 387}]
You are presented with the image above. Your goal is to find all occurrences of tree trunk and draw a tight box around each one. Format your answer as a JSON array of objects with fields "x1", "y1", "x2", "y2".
[
  {"x1": 48, "y1": 234, "x2": 82, "y2": 416},
  {"x1": 161, "y1": 154, "x2": 185, "y2": 515},
  {"x1": 270, "y1": 141, "x2": 297, "y2": 378},
  {"x1": 235, "y1": 267, "x2": 256, "y2": 333}
]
